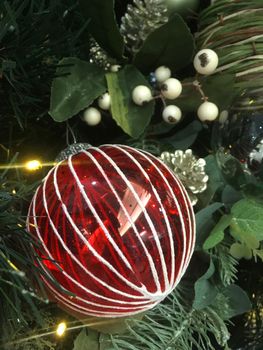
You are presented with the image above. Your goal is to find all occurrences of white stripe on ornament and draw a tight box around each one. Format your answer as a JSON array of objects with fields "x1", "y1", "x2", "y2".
[
  {"x1": 38, "y1": 266, "x2": 153, "y2": 311},
  {"x1": 82, "y1": 150, "x2": 162, "y2": 293},
  {"x1": 43, "y1": 167, "x2": 154, "y2": 302},
  {"x1": 53, "y1": 168, "x2": 159, "y2": 304},
  {"x1": 120, "y1": 145, "x2": 191, "y2": 290},
  {"x1": 119, "y1": 145, "x2": 190, "y2": 291},
  {"x1": 32, "y1": 174, "x2": 149, "y2": 309},
  {"x1": 165, "y1": 166, "x2": 195, "y2": 277},
  {"x1": 68, "y1": 155, "x2": 165, "y2": 298},
  {"x1": 42, "y1": 274, "x2": 159, "y2": 317},
  {"x1": 33, "y1": 183, "x2": 145, "y2": 307},
  {"x1": 90, "y1": 146, "x2": 165, "y2": 293},
  {"x1": 68, "y1": 155, "x2": 133, "y2": 271},
  {"x1": 109, "y1": 145, "x2": 170, "y2": 291},
  {"x1": 38, "y1": 266, "x2": 152, "y2": 313},
  {"x1": 151, "y1": 154, "x2": 195, "y2": 288},
  {"x1": 52, "y1": 164, "x2": 154, "y2": 302},
  {"x1": 119, "y1": 145, "x2": 178, "y2": 289},
  {"x1": 121, "y1": 146, "x2": 190, "y2": 292},
  {"x1": 179, "y1": 186, "x2": 195, "y2": 275}
]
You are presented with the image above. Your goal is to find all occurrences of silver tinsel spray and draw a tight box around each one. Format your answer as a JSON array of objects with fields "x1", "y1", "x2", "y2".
[{"x1": 120, "y1": 0, "x2": 168, "y2": 53}]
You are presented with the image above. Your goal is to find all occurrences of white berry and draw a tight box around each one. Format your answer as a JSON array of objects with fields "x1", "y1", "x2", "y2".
[
  {"x1": 110, "y1": 65, "x2": 121, "y2": 72},
  {"x1": 162, "y1": 105, "x2": 182, "y2": 124},
  {"x1": 98, "y1": 93, "x2": 111, "y2": 110},
  {"x1": 132, "y1": 85, "x2": 152, "y2": 106},
  {"x1": 161, "y1": 78, "x2": 182, "y2": 100},
  {"x1": 197, "y1": 101, "x2": 219, "y2": 122},
  {"x1": 83, "y1": 107, "x2": 101, "y2": 126},
  {"x1": 194, "y1": 49, "x2": 219, "y2": 75},
  {"x1": 155, "y1": 66, "x2": 171, "y2": 83}
]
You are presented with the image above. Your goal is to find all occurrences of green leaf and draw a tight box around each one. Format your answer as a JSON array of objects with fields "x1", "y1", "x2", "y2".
[
  {"x1": 160, "y1": 120, "x2": 202, "y2": 150},
  {"x1": 193, "y1": 259, "x2": 218, "y2": 310},
  {"x1": 49, "y1": 58, "x2": 106, "y2": 122},
  {"x1": 146, "y1": 121, "x2": 179, "y2": 136},
  {"x1": 222, "y1": 285, "x2": 251, "y2": 319},
  {"x1": 133, "y1": 14, "x2": 194, "y2": 73},
  {"x1": 202, "y1": 74, "x2": 238, "y2": 110},
  {"x1": 197, "y1": 155, "x2": 225, "y2": 207},
  {"x1": 73, "y1": 329, "x2": 99, "y2": 350},
  {"x1": 203, "y1": 215, "x2": 232, "y2": 250},
  {"x1": 177, "y1": 74, "x2": 237, "y2": 112},
  {"x1": 106, "y1": 65, "x2": 155, "y2": 138},
  {"x1": 230, "y1": 199, "x2": 263, "y2": 245},
  {"x1": 221, "y1": 185, "x2": 242, "y2": 208},
  {"x1": 195, "y1": 202, "x2": 223, "y2": 249},
  {"x1": 79, "y1": 0, "x2": 124, "y2": 59},
  {"x1": 243, "y1": 183, "x2": 263, "y2": 204}
]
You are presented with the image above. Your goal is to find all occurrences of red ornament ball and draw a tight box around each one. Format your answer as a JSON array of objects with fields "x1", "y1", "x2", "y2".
[{"x1": 27, "y1": 145, "x2": 195, "y2": 318}]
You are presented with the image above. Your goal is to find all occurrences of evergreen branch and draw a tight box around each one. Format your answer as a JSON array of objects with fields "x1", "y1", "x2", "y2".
[
  {"x1": 107, "y1": 288, "x2": 230, "y2": 350},
  {"x1": 213, "y1": 241, "x2": 238, "y2": 286},
  {"x1": 0, "y1": 0, "x2": 89, "y2": 130},
  {"x1": 0, "y1": 161, "x2": 47, "y2": 343}
]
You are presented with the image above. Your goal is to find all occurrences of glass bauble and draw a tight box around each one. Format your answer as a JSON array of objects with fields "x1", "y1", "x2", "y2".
[
  {"x1": 212, "y1": 91, "x2": 263, "y2": 190},
  {"x1": 27, "y1": 145, "x2": 195, "y2": 318}
]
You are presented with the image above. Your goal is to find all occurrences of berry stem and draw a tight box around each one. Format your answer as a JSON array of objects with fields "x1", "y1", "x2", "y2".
[{"x1": 193, "y1": 80, "x2": 208, "y2": 101}]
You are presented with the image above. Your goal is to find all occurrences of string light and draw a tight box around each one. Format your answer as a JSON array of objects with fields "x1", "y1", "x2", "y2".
[
  {"x1": 0, "y1": 252, "x2": 19, "y2": 271},
  {"x1": 56, "y1": 322, "x2": 67, "y2": 337},
  {"x1": 7, "y1": 259, "x2": 19, "y2": 271},
  {"x1": 25, "y1": 160, "x2": 42, "y2": 171},
  {"x1": 4, "y1": 318, "x2": 120, "y2": 347},
  {"x1": 0, "y1": 160, "x2": 55, "y2": 171}
]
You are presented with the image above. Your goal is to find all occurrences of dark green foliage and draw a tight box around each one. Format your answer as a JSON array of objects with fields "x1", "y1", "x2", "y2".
[
  {"x1": 50, "y1": 58, "x2": 107, "y2": 122},
  {"x1": 106, "y1": 65, "x2": 155, "y2": 138},
  {"x1": 0, "y1": 0, "x2": 89, "y2": 131},
  {"x1": 133, "y1": 14, "x2": 195, "y2": 73},
  {"x1": 0, "y1": 163, "x2": 45, "y2": 343},
  {"x1": 79, "y1": 0, "x2": 124, "y2": 59}
]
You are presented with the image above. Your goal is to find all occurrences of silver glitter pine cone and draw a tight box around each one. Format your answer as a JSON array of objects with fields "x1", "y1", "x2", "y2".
[
  {"x1": 120, "y1": 0, "x2": 168, "y2": 53},
  {"x1": 160, "y1": 149, "x2": 209, "y2": 205}
]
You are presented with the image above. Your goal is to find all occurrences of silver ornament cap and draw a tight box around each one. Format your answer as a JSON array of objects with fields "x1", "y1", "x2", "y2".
[{"x1": 56, "y1": 143, "x2": 91, "y2": 162}]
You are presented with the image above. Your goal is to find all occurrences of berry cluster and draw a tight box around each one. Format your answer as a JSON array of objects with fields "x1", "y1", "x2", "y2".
[
  {"x1": 83, "y1": 92, "x2": 111, "y2": 126},
  {"x1": 132, "y1": 48, "x2": 220, "y2": 124},
  {"x1": 82, "y1": 49, "x2": 220, "y2": 126},
  {"x1": 132, "y1": 66, "x2": 183, "y2": 124}
]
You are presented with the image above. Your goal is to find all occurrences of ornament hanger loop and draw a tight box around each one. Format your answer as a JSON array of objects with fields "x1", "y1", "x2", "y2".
[{"x1": 66, "y1": 121, "x2": 77, "y2": 145}]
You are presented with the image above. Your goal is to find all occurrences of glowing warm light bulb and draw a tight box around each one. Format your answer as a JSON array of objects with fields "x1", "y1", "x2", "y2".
[
  {"x1": 25, "y1": 160, "x2": 42, "y2": 171},
  {"x1": 8, "y1": 259, "x2": 18, "y2": 271},
  {"x1": 56, "y1": 322, "x2": 67, "y2": 337}
]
